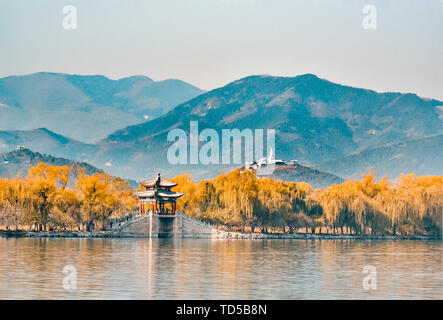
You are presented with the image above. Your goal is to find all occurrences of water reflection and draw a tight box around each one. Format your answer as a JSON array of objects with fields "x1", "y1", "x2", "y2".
[{"x1": 0, "y1": 238, "x2": 441, "y2": 299}]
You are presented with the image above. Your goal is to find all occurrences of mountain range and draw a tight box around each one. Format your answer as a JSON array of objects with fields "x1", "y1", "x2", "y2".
[
  {"x1": 0, "y1": 128, "x2": 96, "y2": 160},
  {"x1": 268, "y1": 164, "x2": 343, "y2": 188},
  {"x1": 0, "y1": 72, "x2": 203, "y2": 142},
  {"x1": 0, "y1": 148, "x2": 139, "y2": 188},
  {"x1": 0, "y1": 147, "x2": 102, "y2": 179},
  {"x1": 318, "y1": 134, "x2": 443, "y2": 180},
  {"x1": 92, "y1": 74, "x2": 443, "y2": 179},
  {"x1": 0, "y1": 73, "x2": 442, "y2": 182}
]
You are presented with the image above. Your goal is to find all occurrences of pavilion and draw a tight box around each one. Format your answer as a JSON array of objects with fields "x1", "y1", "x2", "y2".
[{"x1": 134, "y1": 173, "x2": 184, "y2": 216}]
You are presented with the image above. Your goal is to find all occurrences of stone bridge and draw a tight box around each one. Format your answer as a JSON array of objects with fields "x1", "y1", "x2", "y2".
[{"x1": 109, "y1": 212, "x2": 214, "y2": 238}]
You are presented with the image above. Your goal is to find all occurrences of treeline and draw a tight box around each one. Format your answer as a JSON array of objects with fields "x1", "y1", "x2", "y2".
[
  {"x1": 171, "y1": 169, "x2": 442, "y2": 236},
  {"x1": 1, "y1": 163, "x2": 441, "y2": 236},
  {"x1": 0, "y1": 163, "x2": 137, "y2": 231}
]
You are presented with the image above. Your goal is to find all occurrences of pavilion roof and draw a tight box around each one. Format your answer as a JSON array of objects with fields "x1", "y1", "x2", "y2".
[
  {"x1": 139, "y1": 173, "x2": 178, "y2": 188},
  {"x1": 134, "y1": 190, "x2": 184, "y2": 199}
]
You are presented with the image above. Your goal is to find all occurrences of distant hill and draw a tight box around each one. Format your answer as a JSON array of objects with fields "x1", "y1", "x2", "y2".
[
  {"x1": 318, "y1": 134, "x2": 443, "y2": 180},
  {"x1": 0, "y1": 147, "x2": 103, "y2": 178},
  {"x1": 0, "y1": 128, "x2": 97, "y2": 160},
  {"x1": 1, "y1": 74, "x2": 441, "y2": 182},
  {"x1": 91, "y1": 74, "x2": 443, "y2": 179},
  {"x1": 0, "y1": 72, "x2": 203, "y2": 142},
  {"x1": 266, "y1": 164, "x2": 343, "y2": 188},
  {"x1": 0, "y1": 147, "x2": 139, "y2": 188}
]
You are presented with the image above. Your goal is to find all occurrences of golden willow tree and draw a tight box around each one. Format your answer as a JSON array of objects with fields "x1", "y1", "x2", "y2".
[
  {"x1": 171, "y1": 169, "x2": 442, "y2": 236},
  {"x1": 0, "y1": 163, "x2": 137, "y2": 231},
  {"x1": 0, "y1": 164, "x2": 441, "y2": 236},
  {"x1": 173, "y1": 169, "x2": 323, "y2": 233},
  {"x1": 375, "y1": 174, "x2": 443, "y2": 235},
  {"x1": 0, "y1": 177, "x2": 27, "y2": 230}
]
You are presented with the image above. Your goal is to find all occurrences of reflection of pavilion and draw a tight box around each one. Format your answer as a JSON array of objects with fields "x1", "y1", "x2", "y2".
[{"x1": 134, "y1": 173, "x2": 184, "y2": 216}]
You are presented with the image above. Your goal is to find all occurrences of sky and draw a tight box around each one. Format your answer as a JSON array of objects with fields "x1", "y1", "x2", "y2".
[{"x1": 0, "y1": 0, "x2": 442, "y2": 100}]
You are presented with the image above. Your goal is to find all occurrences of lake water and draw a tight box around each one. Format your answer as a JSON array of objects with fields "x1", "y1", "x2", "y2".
[{"x1": 0, "y1": 238, "x2": 441, "y2": 299}]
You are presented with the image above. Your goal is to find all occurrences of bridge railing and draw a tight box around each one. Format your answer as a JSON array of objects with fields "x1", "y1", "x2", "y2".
[
  {"x1": 176, "y1": 211, "x2": 213, "y2": 229},
  {"x1": 107, "y1": 210, "x2": 142, "y2": 230},
  {"x1": 108, "y1": 210, "x2": 214, "y2": 231}
]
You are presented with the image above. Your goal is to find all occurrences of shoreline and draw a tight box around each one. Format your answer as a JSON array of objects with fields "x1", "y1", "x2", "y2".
[{"x1": 0, "y1": 229, "x2": 440, "y2": 240}]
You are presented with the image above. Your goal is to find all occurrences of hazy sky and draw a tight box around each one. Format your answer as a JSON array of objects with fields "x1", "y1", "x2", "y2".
[{"x1": 1, "y1": 0, "x2": 442, "y2": 100}]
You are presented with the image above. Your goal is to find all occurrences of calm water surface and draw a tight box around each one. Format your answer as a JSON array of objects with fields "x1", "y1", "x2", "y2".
[{"x1": 0, "y1": 238, "x2": 441, "y2": 299}]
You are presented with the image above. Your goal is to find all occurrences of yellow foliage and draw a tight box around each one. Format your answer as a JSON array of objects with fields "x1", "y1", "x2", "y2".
[
  {"x1": 167, "y1": 169, "x2": 442, "y2": 236},
  {"x1": 0, "y1": 163, "x2": 137, "y2": 231},
  {"x1": 0, "y1": 165, "x2": 441, "y2": 236}
]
